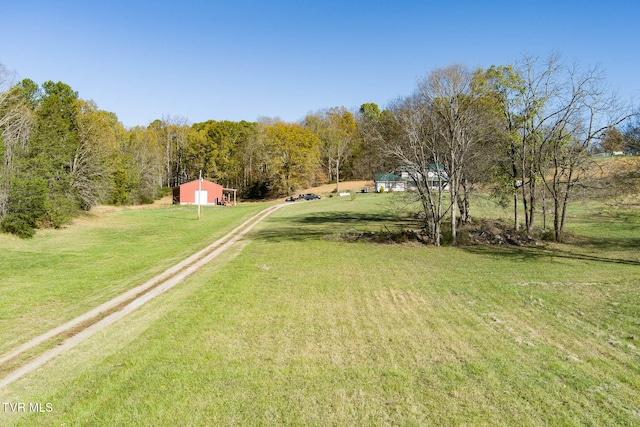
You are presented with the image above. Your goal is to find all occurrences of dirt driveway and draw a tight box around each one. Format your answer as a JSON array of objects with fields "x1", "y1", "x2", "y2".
[{"x1": 0, "y1": 203, "x2": 288, "y2": 389}]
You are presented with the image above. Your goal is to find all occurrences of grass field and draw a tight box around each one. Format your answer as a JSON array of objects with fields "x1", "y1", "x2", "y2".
[
  {"x1": 0, "y1": 202, "x2": 270, "y2": 355},
  {"x1": 1, "y1": 192, "x2": 639, "y2": 426}
]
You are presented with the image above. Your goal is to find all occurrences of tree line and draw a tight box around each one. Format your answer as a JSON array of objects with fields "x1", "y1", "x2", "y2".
[
  {"x1": 1, "y1": 53, "x2": 637, "y2": 240},
  {"x1": 361, "y1": 54, "x2": 637, "y2": 244}
]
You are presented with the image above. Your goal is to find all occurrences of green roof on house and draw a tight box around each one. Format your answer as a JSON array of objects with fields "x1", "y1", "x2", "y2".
[{"x1": 374, "y1": 173, "x2": 402, "y2": 182}]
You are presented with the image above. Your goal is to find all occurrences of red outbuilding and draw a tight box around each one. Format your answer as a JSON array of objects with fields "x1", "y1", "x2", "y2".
[{"x1": 173, "y1": 179, "x2": 224, "y2": 205}]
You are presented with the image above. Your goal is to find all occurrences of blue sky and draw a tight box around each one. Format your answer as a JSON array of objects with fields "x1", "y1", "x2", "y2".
[{"x1": 1, "y1": 0, "x2": 638, "y2": 128}]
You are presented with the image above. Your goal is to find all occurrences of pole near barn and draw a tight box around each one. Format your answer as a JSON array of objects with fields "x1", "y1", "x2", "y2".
[{"x1": 197, "y1": 170, "x2": 202, "y2": 220}]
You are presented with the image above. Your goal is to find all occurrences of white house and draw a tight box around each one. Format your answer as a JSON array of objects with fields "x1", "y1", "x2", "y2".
[{"x1": 374, "y1": 164, "x2": 449, "y2": 192}]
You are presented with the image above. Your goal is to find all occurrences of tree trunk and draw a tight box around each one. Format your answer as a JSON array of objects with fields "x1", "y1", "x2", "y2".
[
  {"x1": 527, "y1": 175, "x2": 535, "y2": 234},
  {"x1": 449, "y1": 183, "x2": 458, "y2": 244},
  {"x1": 521, "y1": 181, "x2": 529, "y2": 231},
  {"x1": 513, "y1": 192, "x2": 519, "y2": 230},
  {"x1": 335, "y1": 157, "x2": 340, "y2": 193},
  {"x1": 457, "y1": 179, "x2": 471, "y2": 224},
  {"x1": 553, "y1": 195, "x2": 562, "y2": 242},
  {"x1": 511, "y1": 141, "x2": 519, "y2": 230}
]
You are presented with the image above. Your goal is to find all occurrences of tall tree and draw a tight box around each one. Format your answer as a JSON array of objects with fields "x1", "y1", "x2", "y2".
[
  {"x1": 187, "y1": 120, "x2": 257, "y2": 189},
  {"x1": 22, "y1": 81, "x2": 81, "y2": 227},
  {"x1": 386, "y1": 94, "x2": 449, "y2": 245},
  {"x1": 304, "y1": 107, "x2": 357, "y2": 192},
  {"x1": 415, "y1": 64, "x2": 489, "y2": 243},
  {"x1": 536, "y1": 60, "x2": 633, "y2": 241},
  {"x1": 354, "y1": 103, "x2": 398, "y2": 179},
  {"x1": 113, "y1": 125, "x2": 163, "y2": 205},
  {"x1": 72, "y1": 100, "x2": 120, "y2": 209},
  {"x1": 483, "y1": 54, "x2": 635, "y2": 241},
  {"x1": 149, "y1": 115, "x2": 190, "y2": 187},
  {"x1": 600, "y1": 127, "x2": 624, "y2": 153},
  {"x1": 474, "y1": 65, "x2": 524, "y2": 230},
  {"x1": 0, "y1": 69, "x2": 34, "y2": 218},
  {"x1": 261, "y1": 122, "x2": 321, "y2": 196}
]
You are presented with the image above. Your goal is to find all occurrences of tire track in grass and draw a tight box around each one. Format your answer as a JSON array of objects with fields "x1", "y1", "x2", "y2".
[{"x1": 0, "y1": 203, "x2": 288, "y2": 389}]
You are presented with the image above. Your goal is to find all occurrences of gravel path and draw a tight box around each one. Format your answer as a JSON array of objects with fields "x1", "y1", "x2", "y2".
[{"x1": 0, "y1": 203, "x2": 287, "y2": 389}]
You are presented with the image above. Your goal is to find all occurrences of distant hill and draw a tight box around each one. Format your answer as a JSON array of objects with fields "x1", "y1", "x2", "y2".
[{"x1": 587, "y1": 155, "x2": 640, "y2": 207}]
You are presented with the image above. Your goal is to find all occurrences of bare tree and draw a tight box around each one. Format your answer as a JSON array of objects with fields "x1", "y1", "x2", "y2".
[
  {"x1": 368, "y1": 65, "x2": 491, "y2": 245},
  {"x1": 414, "y1": 65, "x2": 489, "y2": 244},
  {"x1": 481, "y1": 55, "x2": 564, "y2": 233},
  {"x1": 534, "y1": 60, "x2": 635, "y2": 241},
  {"x1": 303, "y1": 107, "x2": 357, "y2": 192},
  {"x1": 149, "y1": 115, "x2": 190, "y2": 187},
  {"x1": 0, "y1": 64, "x2": 33, "y2": 216},
  {"x1": 387, "y1": 94, "x2": 448, "y2": 245},
  {"x1": 481, "y1": 53, "x2": 635, "y2": 240}
]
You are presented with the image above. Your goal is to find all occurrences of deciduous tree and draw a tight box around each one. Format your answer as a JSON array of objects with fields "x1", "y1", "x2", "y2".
[
  {"x1": 483, "y1": 53, "x2": 635, "y2": 241},
  {"x1": 261, "y1": 122, "x2": 321, "y2": 196},
  {"x1": 304, "y1": 107, "x2": 357, "y2": 192},
  {"x1": 72, "y1": 99, "x2": 120, "y2": 209},
  {"x1": 0, "y1": 68, "x2": 33, "y2": 218},
  {"x1": 599, "y1": 127, "x2": 624, "y2": 153},
  {"x1": 415, "y1": 64, "x2": 490, "y2": 243}
]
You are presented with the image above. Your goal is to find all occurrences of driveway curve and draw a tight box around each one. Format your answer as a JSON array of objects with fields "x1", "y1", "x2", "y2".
[{"x1": 0, "y1": 203, "x2": 288, "y2": 389}]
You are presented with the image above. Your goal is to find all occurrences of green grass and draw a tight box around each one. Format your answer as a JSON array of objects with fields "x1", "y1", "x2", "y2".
[
  {"x1": 1, "y1": 193, "x2": 640, "y2": 426},
  {"x1": 0, "y1": 202, "x2": 270, "y2": 354}
]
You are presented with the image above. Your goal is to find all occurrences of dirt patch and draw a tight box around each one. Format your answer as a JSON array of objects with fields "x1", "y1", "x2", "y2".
[
  {"x1": 91, "y1": 195, "x2": 173, "y2": 214},
  {"x1": 298, "y1": 181, "x2": 374, "y2": 195},
  {"x1": 72, "y1": 196, "x2": 175, "y2": 225}
]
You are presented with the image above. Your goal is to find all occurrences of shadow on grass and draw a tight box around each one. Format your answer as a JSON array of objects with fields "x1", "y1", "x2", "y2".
[
  {"x1": 460, "y1": 241, "x2": 640, "y2": 266},
  {"x1": 254, "y1": 207, "x2": 640, "y2": 266},
  {"x1": 293, "y1": 211, "x2": 414, "y2": 225},
  {"x1": 252, "y1": 211, "x2": 417, "y2": 242}
]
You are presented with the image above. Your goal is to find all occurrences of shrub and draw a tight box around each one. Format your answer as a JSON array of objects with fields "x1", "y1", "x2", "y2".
[
  {"x1": 1, "y1": 214, "x2": 36, "y2": 238},
  {"x1": 541, "y1": 229, "x2": 556, "y2": 241}
]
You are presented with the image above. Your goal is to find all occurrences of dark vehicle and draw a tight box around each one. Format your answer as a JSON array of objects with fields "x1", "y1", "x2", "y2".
[
  {"x1": 300, "y1": 193, "x2": 321, "y2": 200},
  {"x1": 285, "y1": 195, "x2": 298, "y2": 202}
]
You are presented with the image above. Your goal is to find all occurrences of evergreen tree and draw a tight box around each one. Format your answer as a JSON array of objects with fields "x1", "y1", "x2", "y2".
[{"x1": 22, "y1": 81, "x2": 80, "y2": 227}]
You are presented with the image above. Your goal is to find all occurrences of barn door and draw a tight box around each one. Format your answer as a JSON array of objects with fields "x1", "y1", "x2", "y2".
[{"x1": 195, "y1": 190, "x2": 208, "y2": 205}]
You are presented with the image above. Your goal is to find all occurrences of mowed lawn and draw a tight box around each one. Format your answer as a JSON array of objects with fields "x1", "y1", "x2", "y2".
[
  {"x1": 2, "y1": 193, "x2": 640, "y2": 426},
  {"x1": 0, "y1": 202, "x2": 270, "y2": 355}
]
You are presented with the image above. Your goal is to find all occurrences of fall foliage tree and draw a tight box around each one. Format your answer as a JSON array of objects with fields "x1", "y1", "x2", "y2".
[
  {"x1": 600, "y1": 127, "x2": 624, "y2": 153},
  {"x1": 261, "y1": 122, "x2": 321, "y2": 196},
  {"x1": 304, "y1": 107, "x2": 358, "y2": 192}
]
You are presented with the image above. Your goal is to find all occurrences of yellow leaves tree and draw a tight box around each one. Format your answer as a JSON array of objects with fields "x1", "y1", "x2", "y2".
[
  {"x1": 262, "y1": 122, "x2": 321, "y2": 196},
  {"x1": 304, "y1": 106, "x2": 358, "y2": 192},
  {"x1": 72, "y1": 99, "x2": 120, "y2": 209}
]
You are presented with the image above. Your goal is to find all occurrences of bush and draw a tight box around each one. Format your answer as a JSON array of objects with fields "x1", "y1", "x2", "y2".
[
  {"x1": 41, "y1": 196, "x2": 76, "y2": 229},
  {"x1": 541, "y1": 229, "x2": 556, "y2": 241},
  {"x1": 1, "y1": 214, "x2": 36, "y2": 238},
  {"x1": 158, "y1": 186, "x2": 173, "y2": 198}
]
